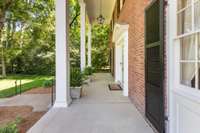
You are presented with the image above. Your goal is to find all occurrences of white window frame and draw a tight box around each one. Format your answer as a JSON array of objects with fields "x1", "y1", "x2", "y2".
[
  {"x1": 167, "y1": 1, "x2": 200, "y2": 133},
  {"x1": 173, "y1": 0, "x2": 200, "y2": 93}
]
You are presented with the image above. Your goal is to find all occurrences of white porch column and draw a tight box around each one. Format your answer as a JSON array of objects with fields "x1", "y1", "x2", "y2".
[
  {"x1": 54, "y1": 0, "x2": 71, "y2": 108},
  {"x1": 87, "y1": 23, "x2": 92, "y2": 67},
  {"x1": 80, "y1": 1, "x2": 86, "y2": 71}
]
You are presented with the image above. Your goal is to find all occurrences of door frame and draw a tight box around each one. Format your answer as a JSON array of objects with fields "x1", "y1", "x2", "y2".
[
  {"x1": 144, "y1": 0, "x2": 165, "y2": 132},
  {"x1": 113, "y1": 23, "x2": 129, "y2": 96},
  {"x1": 166, "y1": 1, "x2": 175, "y2": 133}
]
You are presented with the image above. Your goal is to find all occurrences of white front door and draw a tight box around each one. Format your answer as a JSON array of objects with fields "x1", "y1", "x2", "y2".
[
  {"x1": 115, "y1": 41, "x2": 124, "y2": 87},
  {"x1": 168, "y1": 0, "x2": 200, "y2": 133},
  {"x1": 118, "y1": 42, "x2": 124, "y2": 88}
]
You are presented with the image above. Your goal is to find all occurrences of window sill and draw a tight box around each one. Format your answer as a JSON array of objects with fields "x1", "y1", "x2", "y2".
[{"x1": 172, "y1": 85, "x2": 200, "y2": 104}]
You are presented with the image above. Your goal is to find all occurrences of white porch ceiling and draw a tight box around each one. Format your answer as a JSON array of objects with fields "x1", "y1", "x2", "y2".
[{"x1": 84, "y1": 0, "x2": 116, "y2": 24}]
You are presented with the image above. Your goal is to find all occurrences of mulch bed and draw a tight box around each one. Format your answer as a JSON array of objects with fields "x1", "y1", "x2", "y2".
[
  {"x1": 23, "y1": 87, "x2": 51, "y2": 95},
  {"x1": 0, "y1": 106, "x2": 46, "y2": 133},
  {"x1": 18, "y1": 111, "x2": 46, "y2": 133},
  {"x1": 0, "y1": 106, "x2": 33, "y2": 126},
  {"x1": 108, "y1": 84, "x2": 122, "y2": 91}
]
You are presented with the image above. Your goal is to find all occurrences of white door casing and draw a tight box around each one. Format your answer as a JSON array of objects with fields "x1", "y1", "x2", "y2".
[
  {"x1": 113, "y1": 23, "x2": 129, "y2": 96},
  {"x1": 167, "y1": 0, "x2": 200, "y2": 133}
]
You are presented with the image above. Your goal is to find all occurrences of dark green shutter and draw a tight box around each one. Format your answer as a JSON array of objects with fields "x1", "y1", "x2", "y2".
[{"x1": 145, "y1": 0, "x2": 165, "y2": 133}]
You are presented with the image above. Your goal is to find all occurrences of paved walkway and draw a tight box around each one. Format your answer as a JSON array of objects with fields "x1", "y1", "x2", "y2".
[
  {"x1": 28, "y1": 73, "x2": 154, "y2": 133},
  {"x1": 0, "y1": 94, "x2": 51, "y2": 112}
]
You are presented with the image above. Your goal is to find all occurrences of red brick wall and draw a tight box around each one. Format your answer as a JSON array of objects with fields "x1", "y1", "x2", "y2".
[{"x1": 117, "y1": 0, "x2": 151, "y2": 114}]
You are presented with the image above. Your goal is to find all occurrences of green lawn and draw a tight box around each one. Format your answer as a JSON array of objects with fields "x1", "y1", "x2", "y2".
[{"x1": 0, "y1": 75, "x2": 53, "y2": 98}]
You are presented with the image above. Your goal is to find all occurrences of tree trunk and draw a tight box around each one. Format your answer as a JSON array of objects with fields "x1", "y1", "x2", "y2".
[
  {"x1": 1, "y1": 48, "x2": 6, "y2": 77},
  {"x1": 0, "y1": 17, "x2": 5, "y2": 77},
  {"x1": 0, "y1": 11, "x2": 6, "y2": 77},
  {"x1": 0, "y1": 0, "x2": 13, "y2": 77}
]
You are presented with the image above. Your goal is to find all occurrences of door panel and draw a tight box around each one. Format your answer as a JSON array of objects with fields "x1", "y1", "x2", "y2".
[
  {"x1": 115, "y1": 44, "x2": 123, "y2": 85},
  {"x1": 172, "y1": 92, "x2": 200, "y2": 133},
  {"x1": 145, "y1": 0, "x2": 165, "y2": 133}
]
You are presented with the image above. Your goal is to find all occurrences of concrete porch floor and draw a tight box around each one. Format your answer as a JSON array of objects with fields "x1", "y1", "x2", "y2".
[{"x1": 28, "y1": 73, "x2": 154, "y2": 133}]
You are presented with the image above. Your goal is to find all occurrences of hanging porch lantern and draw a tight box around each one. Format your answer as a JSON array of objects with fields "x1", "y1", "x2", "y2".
[{"x1": 97, "y1": 0, "x2": 105, "y2": 24}]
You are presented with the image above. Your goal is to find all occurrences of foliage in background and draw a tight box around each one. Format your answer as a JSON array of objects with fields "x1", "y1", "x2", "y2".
[
  {"x1": 91, "y1": 24, "x2": 110, "y2": 71},
  {"x1": 69, "y1": 0, "x2": 81, "y2": 68},
  {"x1": 69, "y1": 0, "x2": 110, "y2": 71},
  {"x1": 83, "y1": 66, "x2": 94, "y2": 76},
  {"x1": 0, "y1": 0, "x2": 55, "y2": 76},
  {"x1": 0, "y1": 0, "x2": 111, "y2": 77}
]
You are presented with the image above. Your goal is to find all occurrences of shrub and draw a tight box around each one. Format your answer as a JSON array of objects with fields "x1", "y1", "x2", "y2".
[
  {"x1": 0, "y1": 117, "x2": 22, "y2": 133},
  {"x1": 70, "y1": 68, "x2": 83, "y2": 87},
  {"x1": 43, "y1": 80, "x2": 54, "y2": 88},
  {"x1": 83, "y1": 67, "x2": 94, "y2": 76}
]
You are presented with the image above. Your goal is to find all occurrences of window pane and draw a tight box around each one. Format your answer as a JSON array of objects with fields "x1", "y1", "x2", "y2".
[
  {"x1": 177, "y1": 8, "x2": 192, "y2": 35},
  {"x1": 180, "y1": 35, "x2": 195, "y2": 60},
  {"x1": 191, "y1": 63, "x2": 200, "y2": 89},
  {"x1": 178, "y1": 0, "x2": 192, "y2": 10},
  {"x1": 181, "y1": 62, "x2": 196, "y2": 88},
  {"x1": 195, "y1": 1, "x2": 200, "y2": 30}
]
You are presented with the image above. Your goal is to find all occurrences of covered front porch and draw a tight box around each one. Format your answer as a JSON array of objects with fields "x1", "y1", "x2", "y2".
[
  {"x1": 31, "y1": 0, "x2": 155, "y2": 132},
  {"x1": 54, "y1": 0, "x2": 129, "y2": 108},
  {"x1": 28, "y1": 73, "x2": 154, "y2": 133}
]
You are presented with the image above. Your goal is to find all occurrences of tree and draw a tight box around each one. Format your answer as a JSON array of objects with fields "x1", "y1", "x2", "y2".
[
  {"x1": 0, "y1": 0, "x2": 55, "y2": 75},
  {"x1": 0, "y1": 0, "x2": 13, "y2": 77},
  {"x1": 0, "y1": 0, "x2": 111, "y2": 76},
  {"x1": 92, "y1": 24, "x2": 110, "y2": 71}
]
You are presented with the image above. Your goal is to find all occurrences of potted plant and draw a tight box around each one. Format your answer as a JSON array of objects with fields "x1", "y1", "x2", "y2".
[{"x1": 70, "y1": 68, "x2": 83, "y2": 99}]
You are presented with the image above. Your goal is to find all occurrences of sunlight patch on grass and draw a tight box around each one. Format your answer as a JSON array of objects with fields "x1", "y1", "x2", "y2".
[{"x1": 0, "y1": 79, "x2": 33, "y2": 91}]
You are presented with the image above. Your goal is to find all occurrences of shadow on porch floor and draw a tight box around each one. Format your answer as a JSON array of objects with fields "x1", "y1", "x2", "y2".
[{"x1": 28, "y1": 73, "x2": 154, "y2": 133}]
